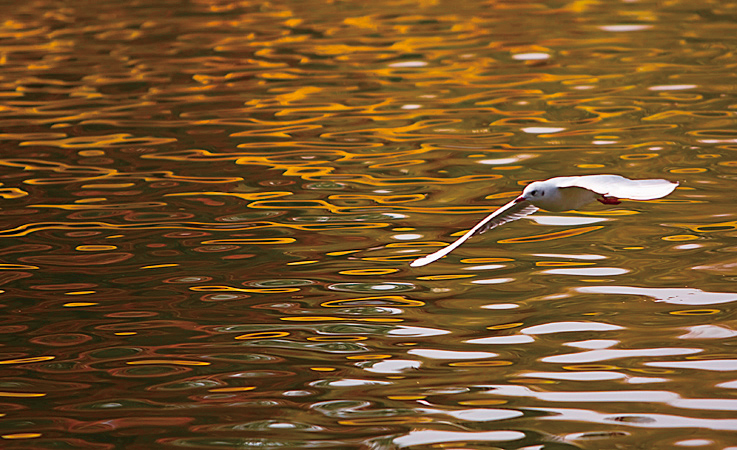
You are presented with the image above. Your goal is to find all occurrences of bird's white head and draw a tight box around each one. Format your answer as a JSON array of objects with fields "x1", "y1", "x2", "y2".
[
  {"x1": 515, "y1": 178, "x2": 597, "y2": 211},
  {"x1": 517, "y1": 181, "x2": 552, "y2": 202},
  {"x1": 515, "y1": 180, "x2": 561, "y2": 209}
]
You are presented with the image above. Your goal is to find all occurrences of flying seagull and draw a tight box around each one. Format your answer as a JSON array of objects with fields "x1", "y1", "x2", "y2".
[{"x1": 409, "y1": 174, "x2": 678, "y2": 267}]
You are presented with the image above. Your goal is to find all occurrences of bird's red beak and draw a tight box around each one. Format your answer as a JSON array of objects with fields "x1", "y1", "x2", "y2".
[{"x1": 514, "y1": 196, "x2": 526, "y2": 203}]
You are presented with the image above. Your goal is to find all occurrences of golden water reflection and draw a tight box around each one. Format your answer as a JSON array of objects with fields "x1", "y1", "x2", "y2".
[{"x1": 1, "y1": 0, "x2": 737, "y2": 448}]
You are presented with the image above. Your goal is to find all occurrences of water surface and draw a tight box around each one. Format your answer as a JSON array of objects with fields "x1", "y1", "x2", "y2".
[{"x1": 2, "y1": 0, "x2": 737, "y2": 448}]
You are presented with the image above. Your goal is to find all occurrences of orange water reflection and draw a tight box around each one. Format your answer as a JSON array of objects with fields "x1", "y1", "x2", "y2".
[{"x1": 2, "y1": 0, "x2": 737, "y2": 448}]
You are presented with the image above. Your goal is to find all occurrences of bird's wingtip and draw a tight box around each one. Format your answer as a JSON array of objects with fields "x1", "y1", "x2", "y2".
[
  {"x1": 666, "y1": 179, "x2": 679, "y2": 193},
  {"x1": 409, "y1": 258, "x2": 429, "y2": 268}
]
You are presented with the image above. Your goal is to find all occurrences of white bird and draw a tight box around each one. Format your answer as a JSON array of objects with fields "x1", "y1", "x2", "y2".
[{"x1": 409, "y1": 174, "x2": 678, "y2": 267}]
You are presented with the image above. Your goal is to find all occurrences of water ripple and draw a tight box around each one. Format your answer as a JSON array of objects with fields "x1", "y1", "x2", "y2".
[{"x1": 2, "y1": 0, "x2": 737, "y2": 448}]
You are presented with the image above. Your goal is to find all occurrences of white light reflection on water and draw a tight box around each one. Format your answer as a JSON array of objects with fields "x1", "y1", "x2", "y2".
[
  {"x1": 599, "y1": 24, "x2": 653, "y2": 32},
  {"x1": 480, "y1": 303, "x2": 520, "y2": 309},
  {"x1": 527, "y1": 215, "x2": 608, "y2": 226},
  {"x1": 648, "y1": 84, "x2": 697, "y2": 91},
  {"x1": 407, "y1": 349, "x2": 498, "y2": 360},
  {"x1": 420, "y1": 408, "x2": 523, "y2": 422},
  {"x1": 391, "y1": 233, "x2": 423, "y2": 240},
  {"x1": 521, "y1": 322, "x2": 624, "y2": 335},
  {"x1": 534, "y1": 253, "x2": 607, "y2": 260},
  {"x1": 679, "y1": 325, "x2": 737, "y2": 339},
  {"x1": 393, "y1": 430, "x2": 525, "y2": 448},
  {"x1": 387, "y1": 326, "x2": 451, "y2": 337},
  {"x1": 575, "y1": 286, "x2": 737, "y2": 305},
  {"x1": 362, "y1": 359, "x2": 421, "y2": 374},
  {"x1": 478, "y1": 153, "x2": 537, "y2": 165},
  {"x1": 541, "y1": 267, "x2": 629, "y2": 276},
  {"x1": 471, "y1": 278, "x2": 515, "y2": 284},
  {"x1": 646, "y1": 360, "x2": 737, "y2": 372},
  {"x1": 520, "y1": 372, "x2": 668, "y2": 384},
  {"x1": 512, "y1": 53, "x2": 551, "y2": 61},
  {"x1": 467, "y1": 323, "x2": 624, "y2": 345},
  {"x1": 479, "y1": 386, "x2": 737, "y2": 413},
  {"x1": 463, "y1": 264, "x2": 505, "y2": 270},
  {"x1": 478, "y1": 385, "x2": 680, "y2": 402},
  {"x1": 521, "y1": 127, "x2": 566, "y2": 134},
  {"x1": 542, "y1": 347, "x2": 701, "y2": 364},
  {"x1": 527, "y1": 407, "x2": 737, "y2": 431},
  {"x1": 565, "y1": 339, "x2": 618, "y2": 349},
  {"x1": 317, "y1": 379, "x2": 392, "y2": 387},
  {"x1": 466, "y1": 335, "x2": 535, "y2": 345}
]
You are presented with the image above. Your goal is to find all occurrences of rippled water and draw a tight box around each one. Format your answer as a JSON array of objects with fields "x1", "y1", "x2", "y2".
[{"x1": 2, "y1": 0, "x2": 737, "y2": 448}]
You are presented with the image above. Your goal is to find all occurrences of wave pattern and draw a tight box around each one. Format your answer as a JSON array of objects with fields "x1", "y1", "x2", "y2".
[{"x1": 1, "y1": 0, "x2": 737, "y2": 448}]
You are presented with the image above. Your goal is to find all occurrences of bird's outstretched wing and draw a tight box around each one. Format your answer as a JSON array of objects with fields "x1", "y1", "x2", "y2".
[
  {"x1": 476, "y1": 203, "x2": 539, "y2": 234},
  {"x1": 551, "y1": 174, "x2": 678, "y2": 200},
  {"x1": 410, "y1": 201, "x2": 538, "y2": 267}
]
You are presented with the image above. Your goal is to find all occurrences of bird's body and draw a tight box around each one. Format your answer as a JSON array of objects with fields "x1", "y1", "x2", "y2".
[
  {"x1": 410, "y1": 174, "x2": 678, "y2": 267},
  {"x1": 520, "y1": 183, "x2": 597, "y2": 212}
]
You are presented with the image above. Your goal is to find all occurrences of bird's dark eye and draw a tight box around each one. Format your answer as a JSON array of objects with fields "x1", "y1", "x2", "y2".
[{"x1": 531, "y1": 190, "x2": 538, "y2": 196}]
